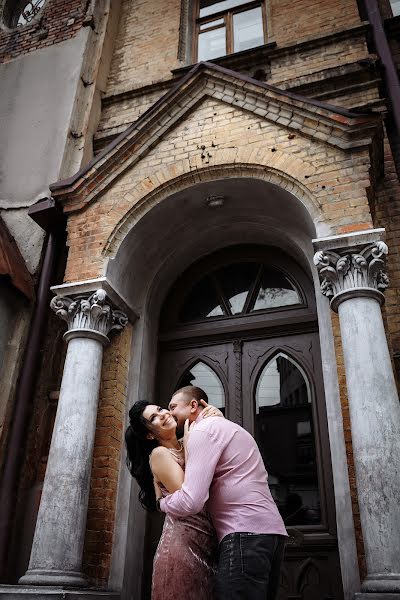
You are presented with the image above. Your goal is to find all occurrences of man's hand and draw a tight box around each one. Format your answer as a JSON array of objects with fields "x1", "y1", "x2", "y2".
[{"x1": 200, "y1": 399, "x2": 224, "y2": 419}]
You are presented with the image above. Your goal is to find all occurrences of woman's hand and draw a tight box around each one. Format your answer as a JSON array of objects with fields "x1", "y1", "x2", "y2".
[{"x1": 200, "y1": 399, "x2": 224, "y2": 419}]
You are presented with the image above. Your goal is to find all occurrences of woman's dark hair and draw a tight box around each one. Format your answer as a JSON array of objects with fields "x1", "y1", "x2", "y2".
[{"x1": 125, "y1": 400, "x2": 158, "y2": 511}]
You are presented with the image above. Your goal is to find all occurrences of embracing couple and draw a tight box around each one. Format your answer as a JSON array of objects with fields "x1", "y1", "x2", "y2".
[{"x1": 125, "y1": 385, "x2": 287, "y2": 599}]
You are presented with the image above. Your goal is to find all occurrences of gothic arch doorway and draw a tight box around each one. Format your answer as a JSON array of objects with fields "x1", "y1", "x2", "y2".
[{"x1": 144, "y1": 245, "x2": 344, "y2": 600}]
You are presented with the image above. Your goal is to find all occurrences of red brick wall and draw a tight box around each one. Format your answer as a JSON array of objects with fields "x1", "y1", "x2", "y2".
[
  {"x1": 83, "y1": 324, "x2": 132, "y2": 585},
  {"x1": 0, "y1": 0, "x2": 87, "y2": 63}
]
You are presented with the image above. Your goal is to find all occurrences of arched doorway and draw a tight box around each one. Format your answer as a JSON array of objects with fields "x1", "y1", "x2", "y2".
[
  {"x1": 106, "y1": 174, "x2": 358, "y2": 599},
  {"x1": 143, "y1": 245, "x2": 343, "y2": 599}
]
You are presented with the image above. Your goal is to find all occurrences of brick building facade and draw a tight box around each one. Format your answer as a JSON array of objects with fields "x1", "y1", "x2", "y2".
[{"x1": 1, "y1": 1, "x2": 400, "y2": 599}]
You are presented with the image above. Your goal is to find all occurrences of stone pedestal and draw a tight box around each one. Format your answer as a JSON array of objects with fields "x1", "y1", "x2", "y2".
[
  {"x1": 0, "y1": 586, "x2": 120, "y2": 600},
  {"x1": 19, "y1": 291, "x2": 127, "y2": 588},
  {"x1": 355, "y1": 595, "x2": 400, "y2": 600},
  {"x1": 314, "y1": 229, "x2": 400, "y2": 597}
]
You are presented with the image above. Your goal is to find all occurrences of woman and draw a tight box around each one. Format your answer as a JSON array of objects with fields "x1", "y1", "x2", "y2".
[{"x1": 125, "y1": 400, "x2": 220, "y2": 599}]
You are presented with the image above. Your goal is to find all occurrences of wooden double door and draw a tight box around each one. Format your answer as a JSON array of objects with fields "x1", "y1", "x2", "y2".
[{"x1": 153, "y1": 330, "x2": 344, "y2": 600}]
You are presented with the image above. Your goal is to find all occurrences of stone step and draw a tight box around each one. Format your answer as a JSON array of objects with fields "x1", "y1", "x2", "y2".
[{"x1": 0, "y1": 586, "x2": 120, "y2": 600}]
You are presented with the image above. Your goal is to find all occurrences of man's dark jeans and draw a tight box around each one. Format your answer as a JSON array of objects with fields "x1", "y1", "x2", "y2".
[{"x1": 215, "y1": 532, "x2": 285, "y2": 599}]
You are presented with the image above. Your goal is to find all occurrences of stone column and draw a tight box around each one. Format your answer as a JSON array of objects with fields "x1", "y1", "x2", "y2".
[
  {"x1": 313, "y1": 230, "x2": 400, "y2": 597},
  {"x1": 19, "y1": 290, "x2": 127, "y2": 587}
]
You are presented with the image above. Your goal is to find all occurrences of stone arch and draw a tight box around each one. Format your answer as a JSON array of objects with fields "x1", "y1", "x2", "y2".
[
  {"x1": 104, "y1": 153, "x2": 323, "y2": 258},
  {"x1": 107, "y1": 164, "x2": 359, "y2": 600}
]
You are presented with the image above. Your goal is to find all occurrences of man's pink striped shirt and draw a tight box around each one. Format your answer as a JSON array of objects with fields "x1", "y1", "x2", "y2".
[{"x1": 160, "y1": 414, "x2": 287, "y2": 542}]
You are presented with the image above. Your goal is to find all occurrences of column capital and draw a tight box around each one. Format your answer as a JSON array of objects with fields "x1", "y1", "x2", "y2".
[
  {"x1": 50, "y1": 289, "x2": 128, "y2": 345},
  {"x1": 313, "y1": 229, "x2": 389, "y2": 311}
]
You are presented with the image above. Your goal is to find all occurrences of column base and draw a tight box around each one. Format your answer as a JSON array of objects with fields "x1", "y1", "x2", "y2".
[
  {"x1": 0, "y1": 586, "x2": 119, "y2": 600},
  {"x1": 361, "y1": 575, "x2": 400, "y2": 594},
  {"x1": 355, "y1": 595, "x2": 400, "y2": 599},
  {"x1": 18, "y1": 571, "x2": 87, "y2": 588}
]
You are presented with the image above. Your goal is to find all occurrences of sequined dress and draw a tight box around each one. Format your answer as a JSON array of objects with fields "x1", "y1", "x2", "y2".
[{"x1": 151, "y1": 447, "x2": 218, "y2": 600}]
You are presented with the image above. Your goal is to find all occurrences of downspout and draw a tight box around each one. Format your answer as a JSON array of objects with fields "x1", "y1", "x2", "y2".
[
  {"x1": 0, "y1": 198, "x2": 65, "y2": 582},
  {"x1": 363, "y1": 0, "x2": 400, "y2": 135}
]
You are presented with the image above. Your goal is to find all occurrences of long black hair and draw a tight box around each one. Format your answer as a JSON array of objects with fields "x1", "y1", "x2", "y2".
[{"x1": 125, "y1": 400, "x2": 158, "y2": 511}]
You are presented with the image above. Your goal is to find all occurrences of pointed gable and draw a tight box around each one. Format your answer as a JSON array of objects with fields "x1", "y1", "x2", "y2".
[{"x1": 51, "y1": 61, "x2": 382, "y2": 213}]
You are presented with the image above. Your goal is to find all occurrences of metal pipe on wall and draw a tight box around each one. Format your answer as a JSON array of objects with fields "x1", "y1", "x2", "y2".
[
  {"x1": 0, "y1": 199, "x2": 65, "y2": 581},
  {"x1": 363, "y1": 0, "x2": 400, "y2": 135}
]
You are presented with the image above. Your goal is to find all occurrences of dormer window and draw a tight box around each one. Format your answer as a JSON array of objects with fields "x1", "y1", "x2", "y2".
[{"x1": 196, "y1": 0, "x2": 266, "y2": 61}]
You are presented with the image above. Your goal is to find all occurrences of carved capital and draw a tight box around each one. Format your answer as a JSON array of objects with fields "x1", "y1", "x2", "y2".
[
  {"x1": 313, "y1": 241, "x2": 389, "y2": 311},
  {"x1": 50, "y1": 289, "x2": 128, "y2": 345}
]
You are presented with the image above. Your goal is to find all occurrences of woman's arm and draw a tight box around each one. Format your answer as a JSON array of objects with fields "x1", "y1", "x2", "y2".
[{"x1": 150, "y1": 447, "x2": 184, "y2": 494}]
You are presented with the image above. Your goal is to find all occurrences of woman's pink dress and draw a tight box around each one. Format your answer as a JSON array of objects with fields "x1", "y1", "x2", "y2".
[{"x1": 151, "y1": 449, "x2": 218, "y2": 599}]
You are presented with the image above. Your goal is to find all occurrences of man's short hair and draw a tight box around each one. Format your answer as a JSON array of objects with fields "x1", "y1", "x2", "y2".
[{"x1": 172, "y1": 385, "x2": 209, "y2": 406}]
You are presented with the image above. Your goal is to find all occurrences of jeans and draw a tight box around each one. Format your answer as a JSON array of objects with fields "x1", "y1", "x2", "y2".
[{"x1": 215, "y1": 532, "x2": 285, "y2": 600}]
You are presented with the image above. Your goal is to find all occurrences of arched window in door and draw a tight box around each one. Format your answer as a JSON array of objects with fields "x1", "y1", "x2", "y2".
[
  {"x1": 255, "y1": 353, "x2": 320, "y2": 526},
  {"x1": 160, "y1": 246, "x2": 311, "y2": 331},
  {"x1": 177, "y1": 361, "x2": 226, "y2": 411}
]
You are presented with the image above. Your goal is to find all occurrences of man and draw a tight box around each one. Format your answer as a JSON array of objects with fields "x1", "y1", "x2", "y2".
[{"x1": 159, "y1": 385, "x2": 287, "y2": 599}]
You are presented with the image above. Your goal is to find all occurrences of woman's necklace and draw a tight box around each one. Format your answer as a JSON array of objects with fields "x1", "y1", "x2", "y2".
[{"x1": 169, "y1": 441, "x2": 184, "y2": 456}]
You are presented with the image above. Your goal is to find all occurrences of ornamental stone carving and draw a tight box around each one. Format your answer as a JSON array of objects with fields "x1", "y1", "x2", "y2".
[
  {"x1": 50, "y1": 289, "x2": 128, "y2": 344},
  {"x1": 313, "y1": 241, "x2": 389, "y2": 311}
]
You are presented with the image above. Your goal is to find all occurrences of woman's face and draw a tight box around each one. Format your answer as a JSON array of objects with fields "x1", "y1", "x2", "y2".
[{"x1": 142, "y1": 404, "x2": 177, "y2": 441}]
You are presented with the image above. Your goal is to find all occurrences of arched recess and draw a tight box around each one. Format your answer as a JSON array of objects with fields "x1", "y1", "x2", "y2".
[
  {"x1": 106, "y1": 174, "x2": 359, "y2": 600},
  {"x1": 104, "y1": 159, "x2": 324, "y2": 261}
]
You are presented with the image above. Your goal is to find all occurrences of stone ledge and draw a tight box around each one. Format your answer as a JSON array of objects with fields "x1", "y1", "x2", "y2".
[{"x1": 0, "y1": 587, "x2": 119, "y2": 600}]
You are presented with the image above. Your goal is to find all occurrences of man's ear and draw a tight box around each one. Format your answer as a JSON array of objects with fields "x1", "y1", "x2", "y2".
[{"x1": 190, "y1": 399, "x2": 199, "y2": 413}]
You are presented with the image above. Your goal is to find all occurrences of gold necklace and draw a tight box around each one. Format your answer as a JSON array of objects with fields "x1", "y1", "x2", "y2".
[{"x1": 169, "y1": 441, "x2": 184, "y2": 455}]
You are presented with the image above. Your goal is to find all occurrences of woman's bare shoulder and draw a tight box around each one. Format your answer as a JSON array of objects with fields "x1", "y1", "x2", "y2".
[
  {"x1": 149, "y1": 446, "x2": 174, "y2": 464},
  {"x1": 150, "y1": 446, "x2": 170, "y2": 457}
]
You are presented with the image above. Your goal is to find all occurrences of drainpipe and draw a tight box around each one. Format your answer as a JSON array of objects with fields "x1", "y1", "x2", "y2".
[
  {"x1": 363, "y1": 0, "x2": 400, "y2": 135},
  {"x1": 0, "y1": 198, "x2": 65, "y2": 582}
]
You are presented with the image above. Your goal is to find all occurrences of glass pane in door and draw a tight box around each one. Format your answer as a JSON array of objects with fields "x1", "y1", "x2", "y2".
[
  {"x1": 390, "y1": 0, "x2": 400, "y2": 16},
  {"x1": 251, "y1": 267, "x2": 301, "y2": 311},
  {"x1": 179, "y1": 276, "x2": 224, "y2": 322},
  {"x1": 177, "y1": 361, "x2": 225, "y2": 410},
  {"x1": 255, "y1": 353, "x2": 321, "y2": 526},
  {"x1": 216, "y1": 262, "x2": 259, "y2": 314}
]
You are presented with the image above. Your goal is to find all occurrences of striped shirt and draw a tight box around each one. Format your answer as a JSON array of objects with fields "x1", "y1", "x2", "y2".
[{"x1": 160, "y1": 414, "x2": 287, "y2": 542}]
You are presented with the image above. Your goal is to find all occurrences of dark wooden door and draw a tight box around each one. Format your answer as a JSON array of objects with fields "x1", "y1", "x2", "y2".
[
  {"x1": 152, "y1": 332, "x2": 344, "y2": 600},
  {"x1": 241, "y1": 333, "x2": 343, "y2": 600}
]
